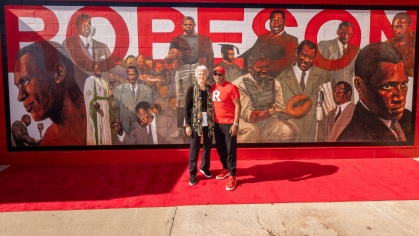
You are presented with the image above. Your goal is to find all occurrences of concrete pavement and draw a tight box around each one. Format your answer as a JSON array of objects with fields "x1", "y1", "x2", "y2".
[
  {"x1": 1, "y1": 160, "x2": 419, "y2": 236},
  {"x1": 0, "y1": 201, "x2": 419, "y2": 235}
]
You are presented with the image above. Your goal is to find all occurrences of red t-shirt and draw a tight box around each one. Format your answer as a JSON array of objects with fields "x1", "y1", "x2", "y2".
[{"x1": 210, "y1": 81, "x2": 240, "y2": 124}]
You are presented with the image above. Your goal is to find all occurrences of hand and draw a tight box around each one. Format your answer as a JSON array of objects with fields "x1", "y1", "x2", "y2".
[
  {"x1": 27, "y1": 137, "x2": 36, "y2": 144},
  {"x1": 185, "y1": 126, "x2": 192, "y2": 137},
  {"x1": 111, "y1": 121, "x2": 123, "y2": 135},
  {"x1": 35, "y1": 139, "x2": 42, "y2": 145},
  {"x1": 268, "y1": 104, "x2": 283, "y2": 116},
  {"x1": 93, "y1": 102, "x2": 100, "y2": 109},
  {"x1": 229, "y1": 125, "x2": 238, "y2": 137},
  {"x1": 165, "y1": 48, "x2": 181, "y2": 61}
]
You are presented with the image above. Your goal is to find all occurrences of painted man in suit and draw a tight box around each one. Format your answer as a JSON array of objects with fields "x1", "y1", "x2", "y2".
[
  {"x1": 277, "y1": 40, "x2": 335, "y2": 142},
  {"x1": 13, "y1": 41, "x2": 87, "y2": 146},
  {"x1": 337, "y1": 42, "x2": 411, "y2": 142},
  {"x1": 113, "y1": 66, "x2": 153, "y2": 134},
  {"x1": 239, "y1": 10, "x2": 298, "y2": 78},
  {"x1": 318, "y1": 21, "x2": 360, "y2": 87},
  {"x1": 385, "y1": 12, "x2": 416, "y2": 77},
  {"x1": 232, "y1": 53, "x2": 298, "y2": 143},
  {"x1": 324, "y1": 81, "x2": 355, "y2": 142},
  {"x1": 62, "y1": 13, "x2": 113, "y2": 89},
  {"x1": 11, "y1": 114, "x2": 38, "y2": 147},
  {"x1": 112, "y1": 101, "x2": 177, "y2": 145},
  {"x1": 165, "y1": 16, "x2": 214, "y2": 139}
]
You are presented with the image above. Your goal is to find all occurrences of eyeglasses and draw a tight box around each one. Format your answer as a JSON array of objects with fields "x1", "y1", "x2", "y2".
[{"x1": 213, "y1": 72, "x2": 223, "y2": 76}]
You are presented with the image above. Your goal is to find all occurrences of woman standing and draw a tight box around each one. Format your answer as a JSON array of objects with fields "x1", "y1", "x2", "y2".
[{"x1": 185, "y1": 65, "x2": 215, "y2": 185}]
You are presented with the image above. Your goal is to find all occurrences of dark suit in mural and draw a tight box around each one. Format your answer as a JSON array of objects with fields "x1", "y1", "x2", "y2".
[
  {"x1": 63, "y1": 36, "x2": 111, "y2": 68},
  {"x1": 336, "y1": 42, "x2": 411, "y2": 142},
  {"x1": 62, "y1": 14, "x2": 113, "y2": 90},
  {"x1": 324, "y1": 81, "x2": 355, "y2": 142},
  {"x1": 337, "y1": 102, "x2": 411, "y2": 142},
  {"x1": 325, "y1": 102, "x2": 355, "y2": 142}
]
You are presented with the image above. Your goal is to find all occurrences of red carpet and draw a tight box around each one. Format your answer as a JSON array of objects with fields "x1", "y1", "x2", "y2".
[{"x1": 1, "y1": 158, "x2": 419, "y2": 212}]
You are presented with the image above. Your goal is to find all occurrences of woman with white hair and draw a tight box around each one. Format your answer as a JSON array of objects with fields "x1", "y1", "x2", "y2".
[{"x1": 185, "y1": 65, "x2": 214, "y2": 185}]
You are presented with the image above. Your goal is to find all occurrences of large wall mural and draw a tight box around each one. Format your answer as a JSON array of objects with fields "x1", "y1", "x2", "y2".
[{"x1": 3, "y1": 6, "x2": 417, "y2": 147}]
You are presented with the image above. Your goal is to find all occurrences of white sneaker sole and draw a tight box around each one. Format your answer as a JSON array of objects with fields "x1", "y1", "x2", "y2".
[
  {"x1": 226, "y1": 180, "x2": 236, "y2": 191},
  {"x1": 189, "y1": 181, "x2": 196, "y2": 186},
  {"x1": 200, "y1": 169, "x2": 212, "y2": 178},
  {"x1": 216, "y1": 173, "x2": 230, "y2": 180}
]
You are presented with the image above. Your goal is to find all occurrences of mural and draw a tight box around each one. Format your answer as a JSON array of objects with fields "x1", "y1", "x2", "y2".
[{"x1": 3, "y1": 6, "x2": 416, "y2": 147}]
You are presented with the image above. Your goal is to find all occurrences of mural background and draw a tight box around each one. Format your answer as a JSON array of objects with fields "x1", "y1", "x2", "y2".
[{"x1": 2, "y1": 5, "x2": 418, "y2": 148}]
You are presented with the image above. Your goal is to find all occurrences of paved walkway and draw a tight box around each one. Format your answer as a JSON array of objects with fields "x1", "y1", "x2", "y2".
[
  {"x1": 0, "y1": 201, "x2": 419, "y2": 235},
  {"x1": 1, "y1": 159, "x2": 418, "y2": 236}
]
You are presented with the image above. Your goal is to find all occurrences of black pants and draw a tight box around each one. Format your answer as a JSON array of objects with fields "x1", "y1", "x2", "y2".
[
  {"x1": 189, "y1": 126, "x2": 212, "y2": 176},
  {"x1": 214, "y1": 123, "x2": 237, "y2": 176}
]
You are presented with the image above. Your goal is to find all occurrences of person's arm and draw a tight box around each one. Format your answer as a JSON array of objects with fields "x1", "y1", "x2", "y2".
[
  {"x1": 229, "y1": 98, "x2": 241, "y2": 136},
  {"x1": 165, "y1": 37, "x2": 181, "y2": 63},
  {"x1": 248, "y1": 110, "x2": 272, "y2": 123},
  {"x1": 248, "y1": 80, "x2": 286, "y2": 123},
  {"x1": 233, "y1": 79, "x2": 269, "y2": 123},
  {"x1": 184, "y1": 86, "x2": 194, "y2": 137},
  {"x1": 269, "y1": 36, "x2": 298, "y2": 72}
]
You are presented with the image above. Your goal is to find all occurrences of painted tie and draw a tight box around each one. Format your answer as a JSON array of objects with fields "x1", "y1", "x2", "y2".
[
  {"x1": 300, "y1": 71, "x2": 306, "y2": 91},
  {"x1": 334, "y1": 106, "x2": 341, "y2": 122},
  {"x1": 342, "y1": 45, "x2": 346, "y2": 55},
  {"x1": 391, "y1": 120, "x2": 407, "y2": 141},
  {"x1": 131, "y1": 85, "x2": 135, "y2": 98},
  {"x1": 147, "y1": 124, "x2": 154, "y2": 144}
]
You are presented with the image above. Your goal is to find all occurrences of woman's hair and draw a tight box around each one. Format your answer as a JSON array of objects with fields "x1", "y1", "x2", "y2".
[{"x1": 195, "y1": 65, "x2": 208, "y2": 77}]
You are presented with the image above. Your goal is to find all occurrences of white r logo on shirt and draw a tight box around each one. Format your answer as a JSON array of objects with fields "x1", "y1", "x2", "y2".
[{"x1": 212, "y1": 90, "x2": 221, "y2": 101}]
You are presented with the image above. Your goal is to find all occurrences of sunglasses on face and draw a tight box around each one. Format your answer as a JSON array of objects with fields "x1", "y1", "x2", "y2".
[{"x1": 213, "y1": 72, "x2": 223, "y2": 76}]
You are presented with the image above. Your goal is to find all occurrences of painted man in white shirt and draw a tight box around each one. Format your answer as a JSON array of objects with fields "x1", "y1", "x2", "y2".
[{"x1": 84, "y1": 62, "x2": 112, "y2": 145}]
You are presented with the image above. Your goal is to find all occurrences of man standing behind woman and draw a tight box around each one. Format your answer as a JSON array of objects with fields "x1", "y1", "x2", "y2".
[
  {"x1": 185, "y1": 66, "x2": 215, "y2": 186},
  {"x1": 211, "y1": 66, "x2": 241, "y2": 191}
]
